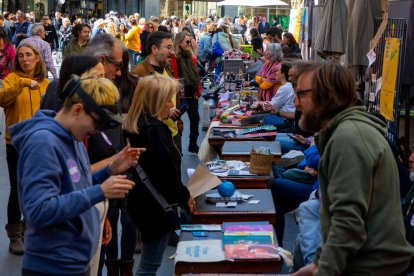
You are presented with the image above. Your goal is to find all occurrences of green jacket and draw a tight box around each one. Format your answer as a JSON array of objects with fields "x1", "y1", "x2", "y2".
[
  {"x1": 63, "y1": 38, "x2": 88, "y2": 58},
  {"x1": 314, "y1": 106, "x2": 414, "y2": 275}
]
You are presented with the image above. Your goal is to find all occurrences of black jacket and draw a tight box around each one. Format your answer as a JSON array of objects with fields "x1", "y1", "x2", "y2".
[{"x1": 124, "y1": 114, "x2": 190, "y2": 242}]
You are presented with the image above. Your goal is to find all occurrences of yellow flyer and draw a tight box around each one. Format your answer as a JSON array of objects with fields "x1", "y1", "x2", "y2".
[{"x1": 379, "y1": 37, "x2": 400, "y2": 122}]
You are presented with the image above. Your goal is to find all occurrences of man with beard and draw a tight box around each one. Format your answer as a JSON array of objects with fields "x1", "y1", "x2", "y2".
[
  {"x1": 130, "y1": 31, "x2": 181, "y2": 151},
  {"x1": 292, "y1": 61, "x2": 414, "y2": 275}
]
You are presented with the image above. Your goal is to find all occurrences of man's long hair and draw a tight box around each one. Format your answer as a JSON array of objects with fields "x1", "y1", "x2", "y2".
[{"x1": 313, "y1": 61, "x2": 359, "y2": 120}]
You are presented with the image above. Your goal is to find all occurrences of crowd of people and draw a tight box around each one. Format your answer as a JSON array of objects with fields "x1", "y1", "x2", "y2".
[{"x1": 0, "y1": 7, "x2": 413, "y2": 276}]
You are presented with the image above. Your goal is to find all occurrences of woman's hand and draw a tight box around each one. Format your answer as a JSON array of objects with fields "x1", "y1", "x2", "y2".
[
  {"x1": 29, "y1": 80, "x2": 39, "y2": 89},
  {"x1": 100, "y1": 175, "x2": 135, "y2": 199},
  {"x1": 108, "y1": 145, "x2": 146, "y2": 175},
  {"x1": 262, "y1": 101, "x2": 273, "y2": 111},
  {"x1": 187, "y1": 196, "x2": 197, "y2": 214},
  {"x1": 294, "y1": 134, "x2": 311, "y2": 145},
  {"x1": 102, "y1": 216, "x2": 112, "y2": 245},
  {"x1": 168, "y1": 107, "x2": 181, "y2": 120},
  {"x1": 304, "y1": 166, "x2": 317, "y2": 177}
]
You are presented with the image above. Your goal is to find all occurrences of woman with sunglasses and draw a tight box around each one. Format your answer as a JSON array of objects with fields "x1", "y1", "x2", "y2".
[
  {"x1": 170, "y1": 31, "x2": 201, "y2": 153},
  {"x1": 10, "y1": 74, "x2": 143, "y2": 275},
  {"x1": 0, "y1": 43, "x2": 49, "y2": 255},
  {"x1": 123, "y1": 75, "x2": 195, "y2": 276},
  {"x1": 138, "y1": 21, "x2": 158, "y2": 64}
]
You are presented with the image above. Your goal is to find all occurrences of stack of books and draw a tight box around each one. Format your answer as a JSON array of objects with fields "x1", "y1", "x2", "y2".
[{"x1": 222, "y1": 222, "x2": 280, "y2": 260}]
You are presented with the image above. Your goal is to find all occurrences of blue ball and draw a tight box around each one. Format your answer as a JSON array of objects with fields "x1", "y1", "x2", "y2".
[{"x1": 218, "y1": 181, "x2": 236, "y2": 197}]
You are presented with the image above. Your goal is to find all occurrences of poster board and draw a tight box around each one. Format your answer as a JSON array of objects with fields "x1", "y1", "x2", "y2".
[{"x1": 379, "y1": 37, "x2": 400, "y2": 122}]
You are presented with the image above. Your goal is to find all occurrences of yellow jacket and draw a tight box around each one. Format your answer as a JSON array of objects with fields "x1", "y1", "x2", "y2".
[
  {"x1": 0, "y1": 72, "x2": 50, "y2": 144},
  {"x1": 125, "y1": 26, "x2": 142, "y2": 52}
]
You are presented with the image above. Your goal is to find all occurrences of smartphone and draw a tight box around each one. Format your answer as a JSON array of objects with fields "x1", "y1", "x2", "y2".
[
  {"x1": 177, "y1": 102, "x2": 188, "y2": 116},
  {"x1": 287, "y1": 133, "x2": 296, "y2": 140}
]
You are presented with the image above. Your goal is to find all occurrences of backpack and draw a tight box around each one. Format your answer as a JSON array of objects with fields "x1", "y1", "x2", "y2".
[{"x1": 211, "y1": 33, "x2": 224, "y2": 58}]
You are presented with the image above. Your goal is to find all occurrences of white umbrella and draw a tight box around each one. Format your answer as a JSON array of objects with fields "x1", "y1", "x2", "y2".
[{"x1": 218, "y1": 0, "x2": 288, "y2": 6}]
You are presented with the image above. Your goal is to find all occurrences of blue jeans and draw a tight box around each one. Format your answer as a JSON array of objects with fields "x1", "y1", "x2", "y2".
[
  {"x1": 276, "y1": 133, "x2": 306, "y2": 154},
  {"x1": 135, "y1": 231, "x2": 171, "y2": 276},
  {"x1": 270, "y1": 166, "x2": 314, "y2": 245},
  {"x1": 263, "y1": 114, "x2": 291, "y2": 130},
  {"x1": 297, "y1": 199, "x2": 321, "y2": 265}
]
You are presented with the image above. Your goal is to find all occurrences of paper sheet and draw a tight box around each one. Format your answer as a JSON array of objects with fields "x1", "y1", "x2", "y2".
[
  {"x1": 175, "y1": 239, "x2": 225, "y2": 263},
  {"x1": 187, "y1": 164, "x2": 222, "y2": 198}
]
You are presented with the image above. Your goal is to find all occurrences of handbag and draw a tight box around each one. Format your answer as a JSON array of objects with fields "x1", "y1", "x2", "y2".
[
  {"x1": 133, "y1": 164, "x2": 191, "y2": 230},
  {"x1": 211, "y1": 33, "x2": 224, "y2": 58}
]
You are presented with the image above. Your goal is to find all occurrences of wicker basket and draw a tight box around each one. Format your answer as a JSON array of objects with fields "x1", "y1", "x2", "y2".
[{"x1": 249, "y1": 149, "x2": 273, "y2": 175}]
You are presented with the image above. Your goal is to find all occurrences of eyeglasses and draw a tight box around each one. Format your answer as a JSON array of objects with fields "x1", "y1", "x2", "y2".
[
  {"x1": 158, "y1": 45, "x2": 174, "y2": 53},
  {"x1": 185, "y1": 40, "x2": 191, "y2": 45},
  {"x1": 104, "y1": 56, "x2": 123, "y2": 70},
  {"x1": 42, "y1": 18, "x2": 48, "y2": 21},
  {"x1": 295, "y1": 88, "x2": 313, "y2": 98},
  {"x1": 148, "y1": 25, "x2": 153, "y2": 28}
]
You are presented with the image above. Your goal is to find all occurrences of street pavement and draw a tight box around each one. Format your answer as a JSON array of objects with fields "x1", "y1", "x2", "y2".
[{"x1": 0, "y1": 53, "x2": 298, "y2": 275}]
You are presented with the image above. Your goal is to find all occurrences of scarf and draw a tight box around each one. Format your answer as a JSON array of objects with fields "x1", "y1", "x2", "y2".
[{"x1": 177, "y1": 49, "x2": 200, "y2": 89}]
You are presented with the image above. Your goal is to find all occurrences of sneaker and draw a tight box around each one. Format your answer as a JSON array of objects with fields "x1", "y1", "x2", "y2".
[{"x1": 188, "y1": 143, "x2": 199, "y2": 154}]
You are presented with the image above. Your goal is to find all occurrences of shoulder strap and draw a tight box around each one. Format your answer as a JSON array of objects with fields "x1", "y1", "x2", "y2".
[{"x1": 133, "y1": 164, "x2": 174, "y2": 212}]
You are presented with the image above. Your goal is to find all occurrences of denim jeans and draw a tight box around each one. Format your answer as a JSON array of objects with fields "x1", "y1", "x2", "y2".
[
  {"x1": 270, "y1": 165, "x2": 314, "y2": 245},
  {"x1": 135, "y1": 231, "x2": 171, "y2": 276},
  {"x1": 263, "y1": 114, "x2": 292, "y2": 130},
  {"x1": 276, "y1": 133, "x2": 306, "y2": 154},
  {"x1": 297, "y1": 199, "x2": 321, "y2": 265}
]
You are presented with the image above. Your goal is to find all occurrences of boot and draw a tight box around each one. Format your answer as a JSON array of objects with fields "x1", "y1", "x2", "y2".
[
  {"x1": 105, "y1": 258, "x2": 120, "y2": 276},
  {"x1": 188, "y1": 143, "x2": 199, "y2": 154},
  {"x1": 120, "y1": 260, "x2": 134, "y2": 276},
  {"x1": 5, "y1": 222, "x2": 24, "y2": 255}
]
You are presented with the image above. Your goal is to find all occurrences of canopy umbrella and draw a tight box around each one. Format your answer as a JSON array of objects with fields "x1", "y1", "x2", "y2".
[
  {"x1": 346, "y1": 0, "x2": 382, "y2": 67},
  {"x1": 218, "y1": 0, "x2": 288, "y2": 6},
  {"x1": 313, "y1": 0, "x2": 348, "y2": 59}
]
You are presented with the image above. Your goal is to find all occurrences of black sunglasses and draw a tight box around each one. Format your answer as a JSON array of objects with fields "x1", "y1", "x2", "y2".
[
  {"x1": 185, "y1": 40, "x2": 191, "y2": 45},
  {"x1": 84, "y1": 108, "x2": 105, "y2": 131},
  {"x1": 105, "y1": 56, "x2": 123, "y2": 69}
]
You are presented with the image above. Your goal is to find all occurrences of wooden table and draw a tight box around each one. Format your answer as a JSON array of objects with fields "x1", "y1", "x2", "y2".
[
  {"x1": 208, "y1": 127, "x2": 277, "y2": 156},
  {"x1": 218, "y1": 175, "x2": 271, "y2": 189},
  {"x1": 175, "y1": 230, "x2": 281, "y2": 275},
  {"x1": 220, "y1": 141, "x2": 282, "y2": 162},
  {"x1": 192, "y1": 189, "x2": 276, "y2": 224}
]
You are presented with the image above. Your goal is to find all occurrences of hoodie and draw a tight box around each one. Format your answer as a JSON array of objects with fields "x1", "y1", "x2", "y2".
[
  {"x1": 10, "y1": 110, "x2": 109, "y2": 274},
  {"x1": 313, "y1": 106, "x2": 414, "y2": 275}
]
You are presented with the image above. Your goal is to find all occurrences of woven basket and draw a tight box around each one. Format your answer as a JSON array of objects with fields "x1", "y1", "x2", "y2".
[{"x1": 249, "y1": 150, "x2": 273, "y2": 175}]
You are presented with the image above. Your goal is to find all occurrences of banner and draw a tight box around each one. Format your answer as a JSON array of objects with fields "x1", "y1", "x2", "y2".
[
  {"x1": 380, "y1": 37, "x2": 400, "y2": 122},
  {"x1": 288, "y1": 9, "x2": 301, "y2": 42}
]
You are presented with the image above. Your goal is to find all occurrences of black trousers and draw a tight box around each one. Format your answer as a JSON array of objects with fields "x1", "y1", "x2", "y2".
[
  {"x1": 181, "y1": 98, "x2": 200, "y2": 145},
  {"x1": 6, "y1": 144, "x2": 20, "y2": 224}
]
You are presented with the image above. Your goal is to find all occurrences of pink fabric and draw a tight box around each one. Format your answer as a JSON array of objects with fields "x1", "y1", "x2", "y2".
[
  {"x1": 0, "y1": 43, "x2": 16, "y2": 79},
  {"x1": 257, "y1": 60, "x2": 281, "y2": 101}
]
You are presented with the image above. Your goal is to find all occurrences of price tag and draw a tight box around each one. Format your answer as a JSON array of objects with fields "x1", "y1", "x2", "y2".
[
  {"x1": 369, "y1": 92, "x2": 376, "y2": 102},
  {"x1": 367, "y1": 49, "x2": 376, "y2": 67},
  {"x1": 375, "y1": 77, "x2": 382, "y2": 95}
]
